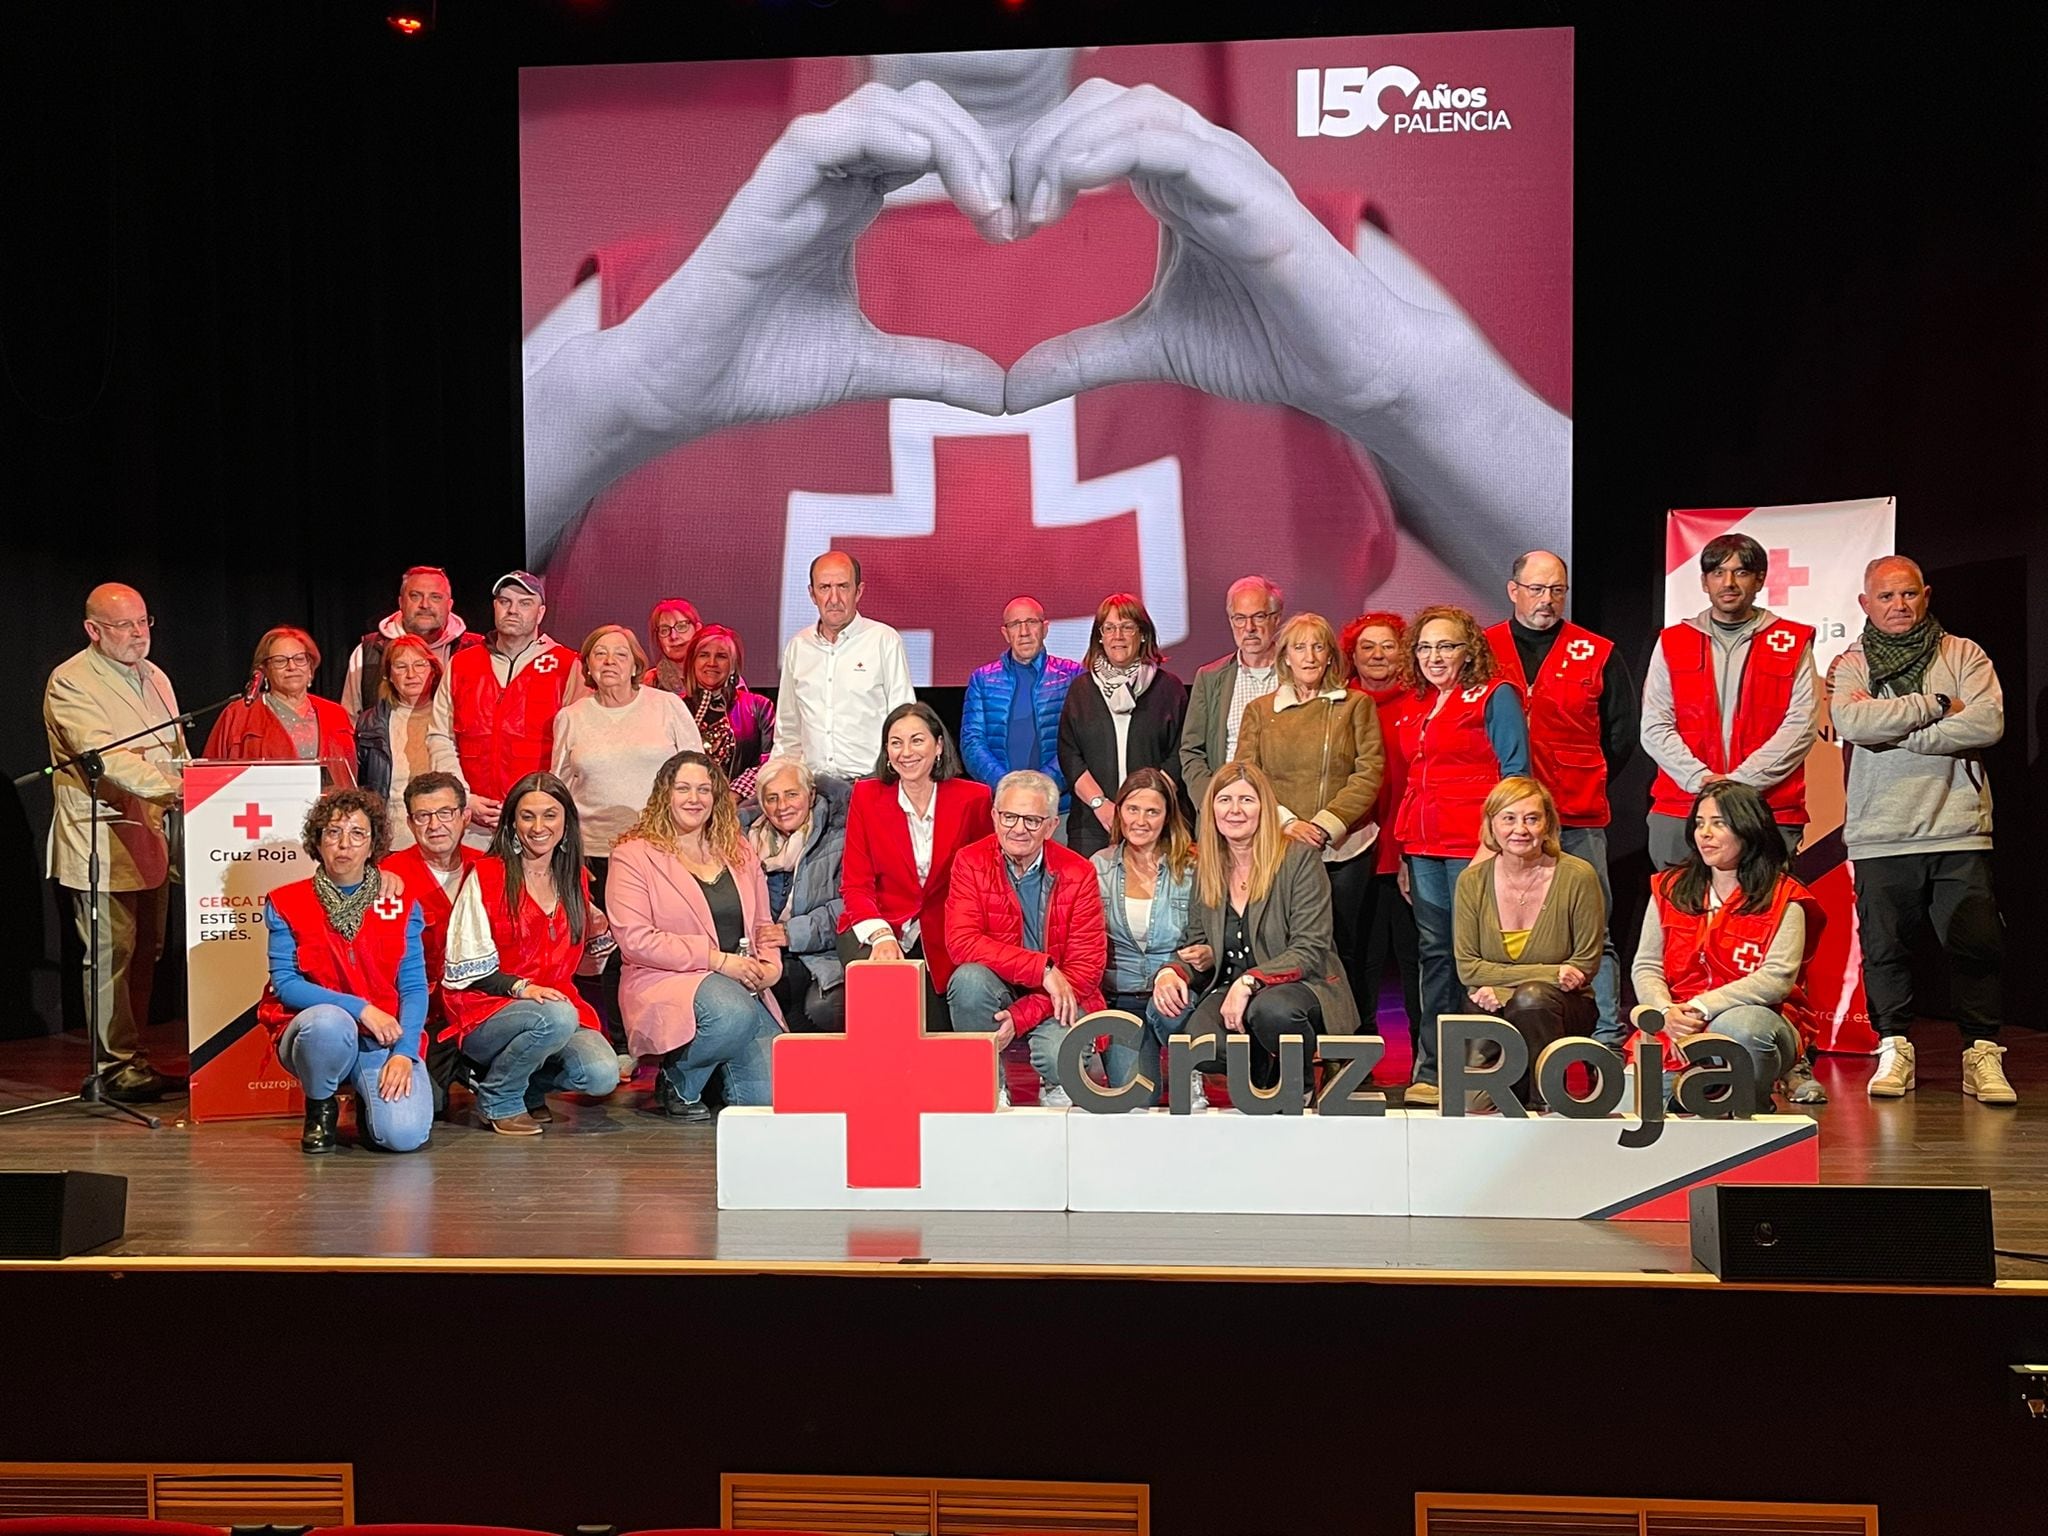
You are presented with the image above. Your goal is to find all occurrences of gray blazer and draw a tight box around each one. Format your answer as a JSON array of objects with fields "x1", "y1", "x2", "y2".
[
  {"x1": 1177, "y1": 842, "x2": 1361, "y2": 1035},
  {"x1": 1179, "y1": 654, "x2": 1273, "y2": 810}
]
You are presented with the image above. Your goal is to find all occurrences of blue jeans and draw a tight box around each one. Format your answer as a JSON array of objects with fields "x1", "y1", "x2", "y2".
[
  {"x1": 1102, "y1": 989, "x2": 1169, "y2": 1106},
  {"x1": 1557, "y1": 825, "x2": 1623, "y2": 1045},
  {"x1": 946, "y1": 962, "x2": 1070, "y2": 1091},
  {"x1": 462, "y1": 998, "x2": 621, "y2": 1121},
  {"x1": 1406, "y1": 854, "x2": 1471, "y2": 1086},
  {"x1": 278, "y1": 1004, "x2": 432, "y2": 1152},
  {"x1": 1707, "y1": 1005, "x2": 1801, "y2": 1113},
  {"x1": 660, "y1": 973, "x2": 780, "y2": 1106}
]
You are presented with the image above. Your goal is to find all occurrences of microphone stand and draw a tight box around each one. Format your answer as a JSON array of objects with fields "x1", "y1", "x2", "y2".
[{"x1": 3, "y1": 689, "x2": 251, "y2": 1127}]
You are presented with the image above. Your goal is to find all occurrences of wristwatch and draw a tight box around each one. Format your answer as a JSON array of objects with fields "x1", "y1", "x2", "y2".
[
  {"x1": 1087, "y1": 795, "x2": 1106, "y2": 809},
  {"x1": 1934, "y1": 693, "x2": 1953, "y2": 718},
  {"x1": 1237, "y1": 973, "x2": 1265, "y2": 995}
]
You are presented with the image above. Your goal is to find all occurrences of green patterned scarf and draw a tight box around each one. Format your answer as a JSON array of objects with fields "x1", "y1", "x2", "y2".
[
  {"x1": 313, "y1": 864, "x2": 380, "y2": 940},
  {"x1": 1859, "y1": 614, "x2": 1945, "y2": 697}
]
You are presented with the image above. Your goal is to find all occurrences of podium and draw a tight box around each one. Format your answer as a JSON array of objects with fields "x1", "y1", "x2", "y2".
[{"x1": 183, "y1": 760, "x2": 323, "y2": 1121}]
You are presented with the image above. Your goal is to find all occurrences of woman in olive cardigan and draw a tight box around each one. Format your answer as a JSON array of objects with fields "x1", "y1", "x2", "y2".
[
  {"x1": 1452, "y1": 776, "x2": 1605, "y2": 1108},
  {"x1": 1235, "y1": 612, "x2": 1384, "y2": 1013}
]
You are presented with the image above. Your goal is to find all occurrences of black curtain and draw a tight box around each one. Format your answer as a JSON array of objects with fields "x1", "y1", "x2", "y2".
[{"x1": 4, "y1": 3, "x2": 2044, "y2": 1034}]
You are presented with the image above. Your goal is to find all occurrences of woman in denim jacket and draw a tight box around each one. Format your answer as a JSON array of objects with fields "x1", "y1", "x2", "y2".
[{"x1": 1092, "y1": 767, "x2": 1212, "y2": 1108}]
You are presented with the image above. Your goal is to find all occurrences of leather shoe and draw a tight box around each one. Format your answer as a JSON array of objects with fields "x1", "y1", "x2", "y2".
[
  {"x1": 481, "y1": 1110, "x2": 545, "y2": 1136},
  {"x1": 101, "y1": 1065, "x2": 185, "y2": 1103},
  {"x1": 650, "y1": 1076, "x2": 711, "y2": 1122},
  {"x1": 524, "y1": 1100, "x2": 556, "y2": 1125},
  {"x1": 301, "y1": 1096, "x2": 340, "y2": 1154}
]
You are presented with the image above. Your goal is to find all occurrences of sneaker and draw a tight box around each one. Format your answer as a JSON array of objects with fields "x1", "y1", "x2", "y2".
[
  {"x1": 1786, "y1": 1058, "x2": 1828, "y2": 1104},
  {"x1": 997, "y1": 1081, "x2": 1011, "y2": 1109},
  {"x1": 1188, "y1": 1071, "x2": 1211, "y2": 1112},
  {"x1": 1962, "y1": 1041, "x2": 2018, "y2": 1105},
  {"x1": 1405, "y1": 1080, "x2": 1440, "y2": 1108},
  {"x1": 1867, "y1": 1038, "x2": 1916, "y2": 1098},
  {"x1": 1040, "y1": 1083, "x2": 1074, "y2": 1109}
]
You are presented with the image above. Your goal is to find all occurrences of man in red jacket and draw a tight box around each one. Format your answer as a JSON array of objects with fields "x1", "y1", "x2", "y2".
[
  {"x1": 944, "y1": 769, "x2": 1107, "y2": 1108},
  {"x1": 377, "y1": 771, "x2": 486, "y2": 1115},
  {"x1": 428, "y1": 571, "x2": 584, "y2": 846}
]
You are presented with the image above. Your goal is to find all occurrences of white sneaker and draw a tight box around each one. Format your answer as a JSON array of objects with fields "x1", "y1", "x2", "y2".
[
  {"x1": 1962, "y1": 1041, "x2": 2018, "y2": 1105},
  {"x1": 1188, "y1": 1071, "x2": 1210, "y2": 1112},
  {"x1": 1040, "y1": 1083, "x2": 1074, "y2": 1109},
  {"x1": 997, "y1": 1081, "x2": 1011, "y2": 1109},
  {"x1": 1867, "y1": 1038, "x2": 1916, "y2": 1098},
  {"x1": 1404, "y1": 1080, "x2": 1440, "y2": 1108}
]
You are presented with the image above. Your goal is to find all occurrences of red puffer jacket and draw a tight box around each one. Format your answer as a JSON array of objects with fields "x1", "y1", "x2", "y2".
[{"x1": 943, "y1": 835, "x2": 1108, "y2": 1033}]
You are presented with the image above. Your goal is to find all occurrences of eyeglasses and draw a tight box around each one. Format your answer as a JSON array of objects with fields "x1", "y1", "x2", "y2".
[
  {"x1": 1099, "y1": 622, "x2": 1140, "y2": 637},
  {"x1": 1228, "y1": 610, "x2": 1279, "y2": 629},
  {"x1": 93, "y1": 616, "x2": 155, "y2": 635},
  {"x1": 320, "y1": 825, "x2": 371, "y2": 845},
  {"x1": 1512, "y1": 582, "x2": 1569, "y2": 599},
  {"x1": 996, "y1": 811, "x2": 1051, "y2": 832},
  {"x1": 655, "y1": 622, "x2": 696, "y2": 637},
  {"x1": 1413, "y1": 641, "x2": 1468, "y2": 657},
  {"x1": 408, "y1": 807, "x2": 462, "y2": 825},
  {"x1": 265, "y1": 653, "x2": 313, "y2": 670}
]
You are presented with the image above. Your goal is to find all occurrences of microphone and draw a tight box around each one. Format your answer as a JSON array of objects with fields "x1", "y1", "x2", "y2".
[{"x1": 241, "y1": 669, "x2": 265, "y2": 706}]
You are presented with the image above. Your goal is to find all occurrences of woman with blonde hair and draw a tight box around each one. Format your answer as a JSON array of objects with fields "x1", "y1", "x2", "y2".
[
  {"x1": 356, "y1": 634, "x2": 442, "y2": 848},
  {"x1": 1235, "y1": 610, "x2": 1384, "y2": 1014},
  {"x1": 606, "y1": 750, "x2": 785, "y2": 1121},
  {"x1": 1451, "y1": 776, "x2": 1605, "y2": 1109},
  {"x1": 1147, "y1": 763, "x2": 1360, "y2": 1096},
  {"x1": 1389, "y1": 603, "x2": 1530, "y2": 1105}
]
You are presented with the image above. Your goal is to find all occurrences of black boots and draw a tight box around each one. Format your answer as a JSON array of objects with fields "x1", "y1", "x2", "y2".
[{"x1": 301, "y1": 1095, "x2": 340, "y2": 1154}]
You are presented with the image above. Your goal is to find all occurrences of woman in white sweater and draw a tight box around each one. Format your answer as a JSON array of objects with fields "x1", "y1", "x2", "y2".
[{"x1": 552, "y1": 623, "x2": 704, "y2": 1058}]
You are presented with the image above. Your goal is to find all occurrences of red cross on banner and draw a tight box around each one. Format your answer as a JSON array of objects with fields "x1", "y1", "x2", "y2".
[
  {"x1": 232, "y1": 803, "x2": 272, "y2": 840},
  {"x1": 772, "y1": 961, "x2": 998, "y2": 1188},
  {"x1": 1765, "y1": 548, "x2": 1811, "y2": 609},
  {"x1": 837, "y1": 433, "x2": 1144, "y2": 683}
]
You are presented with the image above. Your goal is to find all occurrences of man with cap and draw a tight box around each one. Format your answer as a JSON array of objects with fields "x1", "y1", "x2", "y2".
[{"x1": 429, "y1": 571, "x2": 585, "y2": 846}]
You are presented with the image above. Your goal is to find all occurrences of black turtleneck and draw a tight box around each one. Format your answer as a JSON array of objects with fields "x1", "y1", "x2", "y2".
[{"x1": 1506, "y1": 616, "x2": 1639, "y2": 778}]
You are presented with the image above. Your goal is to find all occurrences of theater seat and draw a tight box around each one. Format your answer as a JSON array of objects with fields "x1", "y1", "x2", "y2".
[
  {"x1": 324, "y1": 1527, "x2": 558, "y2": 1536},
  {"x1": 0, "y1": 1522, "x2": 231, "y2": 1536}
]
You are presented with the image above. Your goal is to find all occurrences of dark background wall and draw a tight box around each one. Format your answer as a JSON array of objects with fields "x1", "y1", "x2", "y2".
[
  {"x1": 5, "y1": 1269, "x2": 2046, "y2": 1534},
  {"x1": 4, "y1": 2, "x2": 2043, "y2": 1034}
]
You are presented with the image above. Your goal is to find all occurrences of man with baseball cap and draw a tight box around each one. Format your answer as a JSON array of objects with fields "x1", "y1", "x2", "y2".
[{"x1": 429, "y1": 571, "x2": 584, "y2": 846}]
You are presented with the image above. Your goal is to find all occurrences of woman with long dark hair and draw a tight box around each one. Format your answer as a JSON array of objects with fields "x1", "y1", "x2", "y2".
[
  {"x1": 1095, "y1": 767, "x2": 1207, "y2": 1107},
  {"x1": 441, "y1": 771, "x2": 622, "y2": 1134},
  {"x1": 1629, "y1": 779, "x2": 1823, "y2": 1113},
  {"x1": 608, "y1": 750, "x2": 786, "y2": 1120}
]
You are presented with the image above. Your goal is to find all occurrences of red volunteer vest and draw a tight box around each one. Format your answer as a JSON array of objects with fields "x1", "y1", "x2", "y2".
[
  {"x1": 446, "y1": 642, "x2": 577, "y2": 804},
  {"x1": 1637, "y1": 870, "x2": 1825, "y2": 1067},
  {"x1": 439, "y1": 859, "x2": 603, "y2": 1045},
  {"x1": 256, "y1": 876, "x2": 422, "y2": 1053},
  {"x1": 1359, "y1": 682, "x2": 1419, "y2": 875},
  {"x1": 545, "y1": 185, "x2": 1409, "y2": 684},
  {"x1": 1651, "y1": 619, "x2": 1815, "y2": 824},
  {"x1": 1393, "y1": 677, "x2": 1517, "y2": 859},
  {"x1": 1485, "y1": 620, "x2": 1613, "y2": 829},
  {"x1": 381, "y1": 843, "x2": 484, "y2": 1030}
]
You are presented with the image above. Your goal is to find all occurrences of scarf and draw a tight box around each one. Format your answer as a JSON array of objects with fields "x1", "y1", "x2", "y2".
[
  {"x1": 1092, "y1": 658, "x2": 1156, "y2": 715},
  {"x1": 313, "y1": 865, "x2": 380, "y2": 940},
  {"x1": 748, "y1": 803, "x2": 813, "y2": 921},
  {"x1": 1860, "y1": 614, "x2": 1946, "y2": 697},
  {"x1": 690, "y1": 687, "x2": 738, "y2": 772}
]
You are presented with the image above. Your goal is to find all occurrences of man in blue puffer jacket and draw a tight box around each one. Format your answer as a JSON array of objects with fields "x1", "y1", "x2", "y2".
[{"x1": 960, "y1": 598, "x2": 1084, "y2": 836}]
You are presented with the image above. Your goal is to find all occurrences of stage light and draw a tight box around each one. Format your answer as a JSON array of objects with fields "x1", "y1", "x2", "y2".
[{"x1": 385, "y1": 3, "x2": 434, "y2": 36}]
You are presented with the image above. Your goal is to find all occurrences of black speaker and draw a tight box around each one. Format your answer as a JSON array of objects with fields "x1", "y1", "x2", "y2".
[
  {"x1": 0, "y1": 1170, "x2": 128, "y2": 1258},
  {"x1": 1690, "y1": 1184, "x2": 1994, "y2": 1286}
]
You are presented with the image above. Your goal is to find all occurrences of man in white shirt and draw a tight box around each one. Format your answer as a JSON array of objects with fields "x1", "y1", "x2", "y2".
[
  {"x1": 338, "y1": 565, "x2": 476, "y2": 715},
  {"x1": 771, "y1": 552, "x2": 915, "y2": 786}
]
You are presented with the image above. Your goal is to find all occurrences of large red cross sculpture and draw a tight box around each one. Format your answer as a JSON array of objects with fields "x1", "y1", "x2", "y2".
[
  {"x1": 772, "y1": 960, "x2": 997, "y2": 1188},
  {"x1": 1765, "y1": 548, "x2": 1810, "y2": 610},
  {"x1": 232, "y1": 803, "x2": 272, "y2": 840},
  {"x1": 837, "y1": 434, "x2": 1144, "y2": 682}
]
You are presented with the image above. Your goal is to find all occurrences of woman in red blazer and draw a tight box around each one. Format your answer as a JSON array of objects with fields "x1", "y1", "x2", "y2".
[
  {"x1": 837, "y1": 701, "x2": 994, "y2": 1032},
  {"x1": 205, "y1": 625, "x2": 358, "y2": 787}
]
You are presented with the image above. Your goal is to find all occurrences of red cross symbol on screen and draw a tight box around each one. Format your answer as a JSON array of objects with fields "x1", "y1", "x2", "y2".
[
  {"x1": 232, "y1": 803, "x2": 272, "y2": 840},
  {"x1": 772, "y1": 960, "x2": 997, "y2": 1188},
  {"x1": 1764, "y1": 548, "x2": 1810, "y2": 609},
  {"x1": 837, "y1": 433, "x2": 1144, "y2": 682}
]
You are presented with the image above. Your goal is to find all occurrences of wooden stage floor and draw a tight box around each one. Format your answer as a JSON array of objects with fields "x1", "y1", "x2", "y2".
[{"x1": 4, "y1": 1021, "x2": 2046, "y2": 1282}]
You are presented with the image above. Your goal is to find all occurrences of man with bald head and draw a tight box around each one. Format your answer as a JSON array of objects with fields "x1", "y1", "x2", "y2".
[
  {"x1": 42, "y1": 583, "x2": 188, "y2": 1101},
  {"x1": 1831, "y1": 555, "x2": 2014, "y2": 1104},
  {"x1": 770, "y1": 552, "x2": 915, "y2": 785},
  {"x1": 960, "y1": 596, "x2": 1083, "y2": 835},
  {"x1": 1484, "y1": 550, "x2": 1636, "y2": 1045}
]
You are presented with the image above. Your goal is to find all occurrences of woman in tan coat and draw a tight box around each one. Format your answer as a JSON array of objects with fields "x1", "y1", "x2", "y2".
[
  {"x1": 1235, "y1": 612, "x2": 1385, "y2": 1019},
  {"x1": 1452, "y1": 776, "x2": 1606, "y2": 1110}
]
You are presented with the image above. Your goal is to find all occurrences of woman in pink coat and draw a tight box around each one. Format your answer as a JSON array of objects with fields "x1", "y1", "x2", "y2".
[{"x1": 607, "y1": 750, "x2": 784, "y2": 1121}]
